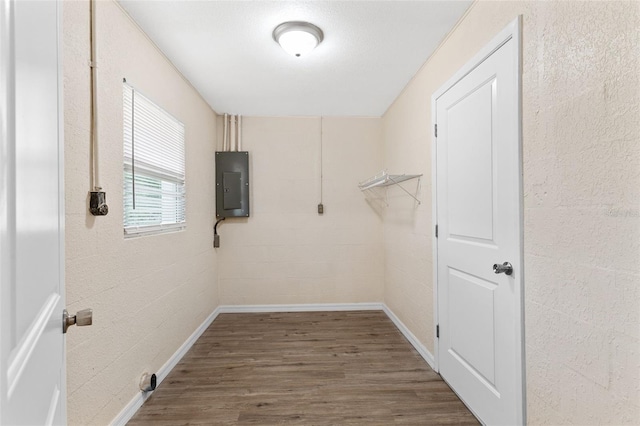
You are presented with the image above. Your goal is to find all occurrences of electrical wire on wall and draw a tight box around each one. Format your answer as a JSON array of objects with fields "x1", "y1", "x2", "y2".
[
  {"x1": 222, "y1": 113, "x2": 228, "y2": 151},
  {"x1": 318, "y1": 116, "x2": 324, "y2": 215},
  {"x1": 237, "y1": 115, "x2": 242, "y2": 151},
  {"x1": 89, "y1": 0, "x2": 98, "y2": 192},
  {"x1": 213, "y1": 217, "x2": 225, "y2": 248},
  {"x1": 88, "y1": 0, "x2": 108, "y2": 215},
  {"x1": 221, "y1": 113, "x2": 243, "y2": 152}
]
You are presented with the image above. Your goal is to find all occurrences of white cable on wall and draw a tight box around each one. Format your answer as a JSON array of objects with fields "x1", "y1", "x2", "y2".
[
  {"x1": 237, "y1": 115, "x2": 242, "y2": 151},
  {"x1": 223, "y1": 113, "x2": 228, "y2": 152},
  {"x1": 89, "y1": 0, "x2": 101, "y2": 190},
  {"x1": 229, "y1": 115, "x2": 236, "y2": 152},
  {"x1": 320, "y1": 116, "x2": 323, "y2": 204},
  {"x1": 222, "y1": 114, "x2": 242, "y2": 152}
]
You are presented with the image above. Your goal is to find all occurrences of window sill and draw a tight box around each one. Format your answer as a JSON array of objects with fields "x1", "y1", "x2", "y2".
[{"x1": 124, "y1": 224, "x2": 186, "y2": 239}]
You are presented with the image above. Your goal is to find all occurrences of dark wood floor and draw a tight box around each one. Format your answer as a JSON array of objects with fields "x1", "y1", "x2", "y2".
[{"x1": 128, "y1": 311, "x2": 479, "y2": 425}]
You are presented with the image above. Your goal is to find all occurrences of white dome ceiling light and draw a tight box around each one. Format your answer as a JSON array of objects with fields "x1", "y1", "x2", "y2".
[{"x1": 273, "y1": 21, "x2": 324, "y2": 57}]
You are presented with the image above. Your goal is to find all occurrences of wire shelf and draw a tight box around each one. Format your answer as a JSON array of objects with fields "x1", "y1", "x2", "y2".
[{"x1": 358, "y1": 170, "x2": 423, "y2": 204}]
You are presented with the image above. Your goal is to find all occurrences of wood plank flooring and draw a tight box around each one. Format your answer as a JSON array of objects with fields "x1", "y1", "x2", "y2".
[{"x1": 127, "y1": 311, "x2": 479, "y2": 425}]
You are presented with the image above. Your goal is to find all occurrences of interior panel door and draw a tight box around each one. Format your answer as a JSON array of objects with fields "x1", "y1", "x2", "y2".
[
  {"x1": 0, "y1": 1, "x2": 66, "y2": 424},
  {"x1": 435, "y1": 30, "x2": 523, "y2": 425}
]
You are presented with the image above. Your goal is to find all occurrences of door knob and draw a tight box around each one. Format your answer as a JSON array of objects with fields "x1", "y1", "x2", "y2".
[
  {"x1": 493, "y1": 262, "x2": 513, "y2": 275},
  {"x1": 63, "y1": 308, "x2": 93, "y2": 333}
]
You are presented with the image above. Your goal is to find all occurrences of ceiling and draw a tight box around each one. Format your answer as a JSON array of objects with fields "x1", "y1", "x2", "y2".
[{"x1": 118, "y1": 1, "x2": 472, "y2": 117}]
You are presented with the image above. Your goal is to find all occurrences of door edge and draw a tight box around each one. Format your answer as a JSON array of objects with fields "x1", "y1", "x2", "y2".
[
  {"x1": 0, "y1": 0, "x2": 16, "y2": 420},
  {"x1": 56, "y1": 0, "x2": 67, "y2": 423}
]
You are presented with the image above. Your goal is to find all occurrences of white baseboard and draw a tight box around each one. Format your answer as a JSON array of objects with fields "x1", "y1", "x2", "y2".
[
  {"x1": 110, "y1": 302, "x2": 436, "y2": 425},
  {"x1": 381, "y1": 304, "x2": 436, "y2": 370},
  {"x1": 109, "y1": 306, "x2": 222, "y2": 426},
  {"x1": 217, "y1": 302, "x2": 384, "y2": 313}
]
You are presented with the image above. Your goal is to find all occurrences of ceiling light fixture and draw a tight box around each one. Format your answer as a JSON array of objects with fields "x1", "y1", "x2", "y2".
[{"x1": 273, "y1": 21, "x2": 324, "y2": 57}]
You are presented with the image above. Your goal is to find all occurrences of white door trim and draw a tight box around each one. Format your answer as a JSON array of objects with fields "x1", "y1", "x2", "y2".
[{"x1": 430, "y1": 16, "x2": 525, "y2": 423}]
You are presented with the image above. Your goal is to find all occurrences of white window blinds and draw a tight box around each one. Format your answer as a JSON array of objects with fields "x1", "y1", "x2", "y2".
[{"x1": 123, "y1": 83, "x2": 186, "y2": 237}]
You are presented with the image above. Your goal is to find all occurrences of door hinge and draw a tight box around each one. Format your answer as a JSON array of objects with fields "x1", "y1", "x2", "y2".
[
  {"x1": 436, "y1": 324, "x2": 440, "y2": 338},
  {"x1": 434, "y1": 124, "x2": 438, "y2": 137},
  {"x1": 435, "y1": 224, "x2": 438, "y2": 238}
]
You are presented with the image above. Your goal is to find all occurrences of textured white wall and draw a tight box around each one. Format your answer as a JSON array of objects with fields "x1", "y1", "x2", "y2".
[
  {"x1": 382, "y1": 1, "x2": 639, "y2": 424},
  {"x1": 217, "y1": 116, "x2": 384, "y2": 305},
  {"x1": 63, "y1": 1, "x2": 218, "y2": 424}
]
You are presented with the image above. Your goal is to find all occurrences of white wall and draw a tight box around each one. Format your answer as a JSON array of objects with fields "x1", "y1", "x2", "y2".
[
  {"x1": 382, "y1": 1, "x2": 639, "y2": 424},
  {"x1": 63, "y1": 1, "x2": 218, "y2": 424},
  {"x1": 217, "y1": 116, "x2": 384, "y2": 305}
]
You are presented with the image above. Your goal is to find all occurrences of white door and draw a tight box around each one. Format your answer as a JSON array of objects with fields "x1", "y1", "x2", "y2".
[
  {"x1": 434, "y1": 20, "x2": 524, "y2": 425},
  {"x1": 1, "y1": 1, "x2": 66, "y2": 424}
]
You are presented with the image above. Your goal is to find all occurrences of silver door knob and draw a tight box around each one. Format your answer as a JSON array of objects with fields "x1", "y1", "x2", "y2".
[
  {"x1": 493, "y1": 262, "x2": 513, "y2": 275},
  {"x1": 63, "y1": 308, "x2": 93, "y2": 333}
]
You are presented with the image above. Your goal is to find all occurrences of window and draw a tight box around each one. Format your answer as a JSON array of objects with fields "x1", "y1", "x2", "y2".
[{"x1": 123, "y1": 84, "x2": 186, "y2": 237}]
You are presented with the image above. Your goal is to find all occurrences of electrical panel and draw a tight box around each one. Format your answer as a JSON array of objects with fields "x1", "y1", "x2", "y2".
[{"x1": 216, "y1": 151, "x2": 249, "y2": 218}]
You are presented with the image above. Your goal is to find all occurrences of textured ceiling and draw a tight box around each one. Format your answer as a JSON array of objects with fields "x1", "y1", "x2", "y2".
[{"x1": 118, "y1": 1, "x2": 472, "y2": 117}]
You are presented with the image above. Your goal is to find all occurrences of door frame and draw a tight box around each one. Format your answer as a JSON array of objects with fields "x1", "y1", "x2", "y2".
[{"x1": 430, "y1": 16, "x2": 525, "y2": 423}]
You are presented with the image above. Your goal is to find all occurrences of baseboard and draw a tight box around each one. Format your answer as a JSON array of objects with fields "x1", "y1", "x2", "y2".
[
  {"x1": 381, "y1": 304, "x2": 436, "y2": 370},
  {"x1": 109, "y1": 306, "x2": 222, "y2": 426},
  {"x1": 217, "y1": 302, "x2": 384, "y2": 313},
  {"x1": 110, "y1": 302, "x2": 435, "y2": 425}
]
